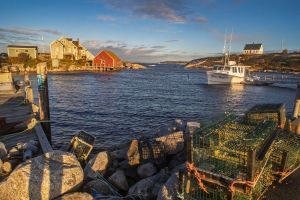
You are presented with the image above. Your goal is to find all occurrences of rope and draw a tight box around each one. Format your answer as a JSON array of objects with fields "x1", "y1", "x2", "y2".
[
  {"x1": 186, "y1": 162, "x2": 209, "y2": 194},
  {"x1": 229, "y1": 179, "x2": 254, "y2": 192},
  {"x1": 177, "y1": 191, "x2": 185, "y2": 199}
]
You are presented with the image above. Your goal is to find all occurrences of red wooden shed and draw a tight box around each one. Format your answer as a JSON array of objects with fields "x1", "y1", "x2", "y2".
[{"x1": 93, "y1": 50, "x2": 122, "y2": 68}]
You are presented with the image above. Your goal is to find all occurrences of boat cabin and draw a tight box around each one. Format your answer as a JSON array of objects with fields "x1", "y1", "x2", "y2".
[{"x1": 213, "y1": 65, "x2": 249, "y2": 77}]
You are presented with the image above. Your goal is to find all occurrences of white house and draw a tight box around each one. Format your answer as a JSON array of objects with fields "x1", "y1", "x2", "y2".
[
  {"x1": 50, "y1": 36, "x2": 94, "y2": 60},
  {"x1": 7, "y1": 45, "x2": 38, "y2": 59},
  {"x1": 243, "y1": 43, "x2": 263, "y2": 55}
]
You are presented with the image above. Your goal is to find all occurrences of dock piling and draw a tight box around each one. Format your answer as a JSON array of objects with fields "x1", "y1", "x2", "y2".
[
  {"x1": 37, "y1": 62, "x2": 52, "y2": 144},
  {"x1": 293, "y1": 84, "x2": 300, "y2": 119}
]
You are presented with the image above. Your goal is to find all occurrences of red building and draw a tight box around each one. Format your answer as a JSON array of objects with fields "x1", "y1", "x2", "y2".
[{"x1": 93, "y1": 50, "x2": 122, "y2": 68}]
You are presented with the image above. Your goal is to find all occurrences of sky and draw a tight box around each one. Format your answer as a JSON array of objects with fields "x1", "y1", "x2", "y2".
[{"x1": 0, "y1": 0, "x2": 299, "y2": 62}]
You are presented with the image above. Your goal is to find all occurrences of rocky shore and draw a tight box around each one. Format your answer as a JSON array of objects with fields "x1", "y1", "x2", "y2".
[
  {"x1": 0, "y1": 63, "x2": 146, "y2": 73},
  {"x1": 0, "y1": 119, "x2": 199, "y2": 200}
]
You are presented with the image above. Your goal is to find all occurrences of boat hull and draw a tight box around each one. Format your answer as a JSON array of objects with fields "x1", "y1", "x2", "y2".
[{"x1": 206, "y1": 72, "x2": 245, "y2": 85}]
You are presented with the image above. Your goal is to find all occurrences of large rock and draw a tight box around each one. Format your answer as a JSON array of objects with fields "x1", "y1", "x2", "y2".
[
  {"x1": 0, "y1": 150, "x2": 83, "y2": 200},
  {"x1": 157, "y1": 172, "x2": 180, "y2": 200},
  {"x1": 108, "y1": 170, "x2": 128, "y2": 191},
  {"x1": 57, "y1": 192, "x2": 93, "y2": 200},
  {"x1": 185, "y1": 122, "x2": 200, "y2": 134},
  {"x1": 131, "y1": 63, "x2": 146, "y2": 70},
  {"x1": 8, "y1": 147, "x2": 20, "y2": 157},
  {"x1": 155, "y1": 131, "x2": 184, "y2": 155},
  {"x1": 128, "y1": 169, "x2": 168, "y2": 200},
  {"x1": 83, "y1": 179, "x2": 115, "y2": 196},
  {"x1": 137, "y1": 162, "x2": 157, "y2": 178},
  {"x1": 0, "y1": 142, "x2": 7, "y2": 159},
  {"x1": 84, "y1": 151, "x2": 110, "y2": 179},
  {"x1": 127, "y1": 140, "x2": 140, "y2": 166},
  {"x1": 118, "y1": 160, "x2": 138, "y2": 179},
  {"x1": 168, "y1": 158, "x2": 182, "y2": 171},
  {"x1": 110, "y1": 147, "x2": 128, "y2": 160}
]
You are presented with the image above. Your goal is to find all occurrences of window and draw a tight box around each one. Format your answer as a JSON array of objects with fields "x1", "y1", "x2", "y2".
[
  {"x1": 16, "y1": 50, "x2": 18, "y2": 52},
  {"x1": 25, "y1": 50, "x2": 28, "y2": 52},
  {"x1": 241, "y1": 67, "x2": 244, "y2": 73}
]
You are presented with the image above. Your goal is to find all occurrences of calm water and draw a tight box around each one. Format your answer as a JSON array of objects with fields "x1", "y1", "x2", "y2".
[{"x1": 23, "y1": 64, "x2": 296, "y2": 150}]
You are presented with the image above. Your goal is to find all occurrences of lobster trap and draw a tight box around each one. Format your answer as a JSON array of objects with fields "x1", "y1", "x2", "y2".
[
  {"x1": 67, "y1": 131, "x2": 95, "y2": 163},
  {"x1": 139, "y1": 139, "x2": 166, "y2": 166},
  {"x1": 245, "y1": 104, "x2": 286, "y2": 128},
  {"x1": 181, "y1": 113, "x2": 279, "y2": 200},
  {"x1": 270, "y1": 131, "x2": 300, "y2": 181}
]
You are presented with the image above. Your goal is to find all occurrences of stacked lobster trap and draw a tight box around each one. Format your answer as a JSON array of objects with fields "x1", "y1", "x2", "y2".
[{"x1": 179, "y1": 104, "x2": 299, "y2": 200}]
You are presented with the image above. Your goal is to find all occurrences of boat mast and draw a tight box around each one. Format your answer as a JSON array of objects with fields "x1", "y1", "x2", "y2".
[
  {"x1": 227, "y1": 28, "x2": 233, "y2": 64},
  {"x1": 223, "y1": 29, "x2": 227, "y2": 68}
]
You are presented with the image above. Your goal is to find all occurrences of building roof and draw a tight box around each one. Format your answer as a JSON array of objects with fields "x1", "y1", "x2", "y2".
[
  {"x1": 104, "y1": 50, "x2": 121, "y2": 61},
  {"x1": 72, "y1": 41, "x2": 79, "y2": 47},
  {"x1": 243, "y1": 43, "x2": 262, "y2": 50},
  {"x1": 7, "y1": 45, "x2": 38, "y2": 49}
]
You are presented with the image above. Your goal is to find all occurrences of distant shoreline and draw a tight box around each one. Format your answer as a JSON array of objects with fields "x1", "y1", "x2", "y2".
[{"x1": 185, "y1": 52, "x2": 300, "y2": 73}]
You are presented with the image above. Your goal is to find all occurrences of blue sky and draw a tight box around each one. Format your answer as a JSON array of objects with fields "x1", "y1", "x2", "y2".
[{"x1": 0, "y1": 0, "x2": 299, "y2": 62}]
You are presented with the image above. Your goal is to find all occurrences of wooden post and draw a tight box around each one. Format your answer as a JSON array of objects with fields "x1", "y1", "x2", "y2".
[
  {"x1": 227, "y1": 191, "x2": 234, "y2": 200},
  {"x1": 179, "y1": 169, "x2": 184, "y2": 196},
  {"x1": 293, "y1": 84, "x2": 300, "y2": 118},
  {"x1": 247, "y1": 149, "x2": 256, "y2": 181},
  {"x1": 24, "y1": 71, "x2": 30, "y2": 84},
  {"x1": 187, "y1": 131, "x2": 193, "y2": 163},
  {"x1": 186, "y1": 131, "x2": 194, "y2": 195},
  {"x1": 246, "y1": 149, "x2": 256, "y2": 194},
  {"x1": 280, "y1": 151, "x2": 288, "y2": 173},
  {"x1": 37, "y1": 62, "x2": 51, "y2": 144},
  {"x1": 24, "y1": 71, "x2": 34, "y2": 104}
]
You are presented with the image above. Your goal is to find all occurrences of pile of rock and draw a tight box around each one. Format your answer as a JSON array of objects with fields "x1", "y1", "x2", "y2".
[
  {"x1": 82, "y1": 119, "x2": 200, "y2": 200},
  {"x1": 0, "y1": 119, "x2": 200, "y2": 200},
  {"x1": 0, "y1": 140, "x2": 40, "y2": 179},
  {"x1": 123, "y1": 62, "x2": 146, "y2": 70}
]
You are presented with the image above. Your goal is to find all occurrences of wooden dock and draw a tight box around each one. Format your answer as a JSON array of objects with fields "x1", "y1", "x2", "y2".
[{"x1": 0, "y1": 90, "x2": 52, "y2": 152}]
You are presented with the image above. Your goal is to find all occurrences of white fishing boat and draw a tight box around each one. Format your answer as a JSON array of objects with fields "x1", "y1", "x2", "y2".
[
  {"x1": 206, "y1": 61, "x2": 250, "y2": 84},
  {"x1": 206, "y1": 30, "x2": 251, "y2": 85}
]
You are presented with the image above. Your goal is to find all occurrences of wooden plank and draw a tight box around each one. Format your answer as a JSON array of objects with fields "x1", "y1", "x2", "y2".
[{"x1": 34, "y1": 123, "x2": 53, "y2": 153}]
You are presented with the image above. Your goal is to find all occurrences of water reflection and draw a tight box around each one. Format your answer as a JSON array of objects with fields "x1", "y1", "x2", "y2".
[{"x1": 13, "y1": 65, "x2": 297, "y2": 151}]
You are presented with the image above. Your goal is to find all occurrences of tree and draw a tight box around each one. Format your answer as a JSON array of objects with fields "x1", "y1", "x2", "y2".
[{"x1": 18, "y1": 53, "x2": 30, "y2": 63}]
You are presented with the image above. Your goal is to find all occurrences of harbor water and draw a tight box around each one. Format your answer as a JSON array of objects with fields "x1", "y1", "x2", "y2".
[{"x1": 22, "y1": 64, "x2": 296, "y2": 150}]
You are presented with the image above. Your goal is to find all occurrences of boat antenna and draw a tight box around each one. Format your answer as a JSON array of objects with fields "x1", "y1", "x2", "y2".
[{"x1": 228, "y1": 27, "x2": 233, "y2": 64}]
